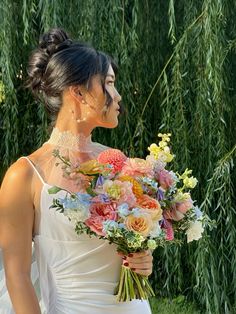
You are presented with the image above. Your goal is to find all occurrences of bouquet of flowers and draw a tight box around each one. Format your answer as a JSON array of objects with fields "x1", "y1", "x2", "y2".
[{"x1": 49, "y1": 133, "x2": 210, "y2": 302}]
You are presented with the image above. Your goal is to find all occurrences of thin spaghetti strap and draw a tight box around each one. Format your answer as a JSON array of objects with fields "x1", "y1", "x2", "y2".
[{"x1": 19, "y1": 156, "x2": 45, "y2": 185}]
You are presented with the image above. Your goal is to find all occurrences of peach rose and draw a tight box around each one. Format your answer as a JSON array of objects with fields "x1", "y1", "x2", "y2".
[
  {"x1": 121, "y1": 158, "x2": 153, "y2": 178},
  {"x1": 124, "y1": 213, "x2": 153, "y2": 236},
  {"x1": 137, "y1": 194, "x2": 163, "y2": 221}
]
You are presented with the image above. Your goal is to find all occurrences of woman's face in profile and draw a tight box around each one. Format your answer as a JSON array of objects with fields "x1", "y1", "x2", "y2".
[{"x1": 84, "y1": 65, "x2": 122, "y2": 129}]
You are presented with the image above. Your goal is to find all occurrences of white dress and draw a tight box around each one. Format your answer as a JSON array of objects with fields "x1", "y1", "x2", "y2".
[
  {"x1": 0, "y1": 127, "x2": 153, "y2": 314},
  {"x1": 4, "y1": 157, "x2": 151, "y2": 314}
]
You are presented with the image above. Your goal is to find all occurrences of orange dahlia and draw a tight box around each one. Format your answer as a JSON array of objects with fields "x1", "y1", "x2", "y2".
[
  {"x1": 119, "y1": 175, "x2": 143, "y2": 198},
  {"x1": 97, "y1": 149, "x2": 127, "y2": 173}
]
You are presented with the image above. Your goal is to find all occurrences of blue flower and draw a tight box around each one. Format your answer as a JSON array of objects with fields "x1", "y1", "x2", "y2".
[
  {"x1": 75, "y1": 193, "x2": 92, "y2": 205},
  {"x1": 117, "y1": 203, "x2": 130, "y2": 218},
  {"x1": 96, "y1": 175, "x2": 105, "y2": 187},
  {"x1": 102, "y1": 220, "x2": 119, "y2": 235},
  {"x1": 131, "y1": 207, "x2": 141, "y2": 217},
  {"x1": 157, "y1": 188, "x2": 165, "y2": 201},
  {"x1": 194, "y1": 206, "x2": 203, "y2": 219}
]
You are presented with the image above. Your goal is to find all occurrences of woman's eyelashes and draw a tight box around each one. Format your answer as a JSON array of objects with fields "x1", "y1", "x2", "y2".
[{"x1": 106, "y1": 80, "x2": 115, "y2": 86}]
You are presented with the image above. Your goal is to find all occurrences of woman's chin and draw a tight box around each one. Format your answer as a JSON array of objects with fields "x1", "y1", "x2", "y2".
[{"x1": 100, "y1": 119, "x2": 119, "y2": 129}]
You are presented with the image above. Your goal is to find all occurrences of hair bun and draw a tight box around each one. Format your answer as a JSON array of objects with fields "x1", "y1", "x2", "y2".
[
  {"x1": 39, "y1": 28, "x2": 72, "y2": 56},
  {"x1": 27, "y1": 28, "x2": 72, "y2": 94}
]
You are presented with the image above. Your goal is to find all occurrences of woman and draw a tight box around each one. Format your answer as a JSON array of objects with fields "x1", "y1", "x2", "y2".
[{"x1": 0, "y1": 28, "x2": 153, "y2": 314}]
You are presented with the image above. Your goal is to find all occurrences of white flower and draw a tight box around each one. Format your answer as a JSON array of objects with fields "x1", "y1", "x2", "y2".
[
  {"x1": 149, "y1": 222, "x2": 162, "y2": 238},
  {"x1": 186, "y1": 220, "x2": 204, "y2": 243},
  {"x1": 64, "y1": 210, "x2": 90, "y2": 226}
]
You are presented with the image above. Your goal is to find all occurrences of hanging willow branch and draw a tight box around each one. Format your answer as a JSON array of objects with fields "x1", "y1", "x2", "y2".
[{"x1": 0, "y1": 0, "x2": 236, "y2": 313}]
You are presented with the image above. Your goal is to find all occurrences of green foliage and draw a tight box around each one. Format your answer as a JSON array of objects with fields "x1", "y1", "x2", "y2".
[
  {"x1": 0, "y1": 0, "x2": 236, "y2": 313},
  {"x1": 149, "y1": 296, "x2": 200, "y2": 314}
]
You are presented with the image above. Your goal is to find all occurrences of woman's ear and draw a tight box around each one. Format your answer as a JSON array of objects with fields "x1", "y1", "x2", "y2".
[{"x1": 69, "y1": 86, "x2": 84, "y2": 103}]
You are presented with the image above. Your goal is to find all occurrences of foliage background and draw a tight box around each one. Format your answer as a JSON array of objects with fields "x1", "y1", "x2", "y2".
[{"x1": 0, "y1": 0, "x2": 235, "y2": 313}]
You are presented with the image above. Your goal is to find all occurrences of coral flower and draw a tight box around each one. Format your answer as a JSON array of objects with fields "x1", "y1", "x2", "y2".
[
  {"x1": 97, "y1": 149, "x2": 127, "y2": 173},
  {"x1": 137, "y1": 194, "x2": 162, "y2": 221}
]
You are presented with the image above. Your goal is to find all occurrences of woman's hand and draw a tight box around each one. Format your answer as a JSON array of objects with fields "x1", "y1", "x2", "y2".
[{"x1": 118, "y1": 250, "x2": 153, "y2": 277}]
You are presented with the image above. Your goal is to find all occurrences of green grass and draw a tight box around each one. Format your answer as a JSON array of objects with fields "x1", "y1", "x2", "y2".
[{"x1": 149, "y1": 296, "x2": 201, "y2": 314}]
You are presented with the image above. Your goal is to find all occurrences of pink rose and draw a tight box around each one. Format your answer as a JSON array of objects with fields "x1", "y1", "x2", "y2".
[
  {"x1": 85, "y1": 201, "x2": 117, "y2": 235},
  {"x1": 162, "y1": 219, "x2": 174, "y2": 241},
  {"x1": 156, "y1": 169, "x2": 174, "y2": 190},
  {"x1": 163, "y1": 207, "x2": 185, "y2": 221},
  {"x1": 176, "y1": 199, "x2": 193, "y2": 214}
]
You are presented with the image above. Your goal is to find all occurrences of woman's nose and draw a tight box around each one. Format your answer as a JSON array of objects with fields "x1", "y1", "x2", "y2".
[{"x1": 114, "y1": 90, "x2": 122, "y2": 102}]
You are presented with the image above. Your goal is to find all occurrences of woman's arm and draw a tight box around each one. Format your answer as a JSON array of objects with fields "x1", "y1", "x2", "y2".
[{"x1": 0, "y1": 159, "x2": 41, "y2": 314}]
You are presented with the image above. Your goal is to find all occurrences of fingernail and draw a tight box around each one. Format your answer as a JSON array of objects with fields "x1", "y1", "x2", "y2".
[
  {"x1": 128, "y1": 253, "x2": 133, "y2": 257},
  {"x1": 123, "y1": 262, "x2": 129, "y2": 267},
  {"x1": 122, "y1": 256, "x2": 127, "y2": 260}
]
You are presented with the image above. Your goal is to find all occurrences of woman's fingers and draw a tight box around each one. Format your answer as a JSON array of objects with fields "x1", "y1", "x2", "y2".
[
  {"x1": 131, "y1": 268, "x2": 152, "y2": 277},
  {"x1": 127, "y1": 254, "x2": 153, "y2": 263},
  {"x1": 121, "y1": 250, "x2": 153, "y2": 276}
]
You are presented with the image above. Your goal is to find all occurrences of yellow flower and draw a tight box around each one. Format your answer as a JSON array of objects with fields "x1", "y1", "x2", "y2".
[
  {"x1": 148, "y1": 134, "x2": 174, "y2": 163},
  {"x1": 158, "y1": 133, "x2": 171, "y2": 142},
  {"x1": 119, "y1": 175, "x2": 143, "y2": 198},
  {"x1": 183, "y1": 176, "x2": 198, "y2": 189},
  {"x1": 79, "y1": 159, "x2": 103, "y2": 175},
  {"x1": 174, "y1": 191, "x2": 191, "y2": 202},
  {"x1": 162, "y1": 147, "x2": 174, "y2": 162},
  {"x1": 148, "y1": 143, "x2": 162, "y2": 159},
  {"x1": 179, "y1": 168, "x2": 193, "y2": 180},
  {"x1": 106, "y1": 184, "x2": 122, "y2": 199}
]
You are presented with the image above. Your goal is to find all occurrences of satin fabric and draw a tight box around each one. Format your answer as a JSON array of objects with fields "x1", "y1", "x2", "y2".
[{"x1": 33, "y1": 172, "x2": 153, "y2": 314}]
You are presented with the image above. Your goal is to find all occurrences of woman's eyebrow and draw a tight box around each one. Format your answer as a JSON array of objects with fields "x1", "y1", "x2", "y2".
[{"x1": 106, "y1": 74, "x2": 115, "y2": 80}]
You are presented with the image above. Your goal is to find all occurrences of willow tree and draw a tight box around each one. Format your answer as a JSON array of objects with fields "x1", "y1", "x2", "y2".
[{"x1": 0, "y1": 0, "x2": 235, "y2": 313}]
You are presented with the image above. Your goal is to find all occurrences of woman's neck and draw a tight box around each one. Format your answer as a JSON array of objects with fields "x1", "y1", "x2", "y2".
[
  {"x1": 47, "y1": 127, "x2": 93, "y2": 153},
  {"x1": 55, "y1": 109, "x2": 94, "y2": 138}
]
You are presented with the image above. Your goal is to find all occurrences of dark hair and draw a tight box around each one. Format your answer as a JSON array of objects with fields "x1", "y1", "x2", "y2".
[{"x1": 27, "y1": 28, "x2": 118, "y2": 123}]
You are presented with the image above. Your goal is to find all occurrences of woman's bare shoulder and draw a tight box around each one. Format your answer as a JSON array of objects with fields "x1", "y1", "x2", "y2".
[
  {"x1": 2, "y1": 158, "x2": 33, "y2": 188},
  {"x1": 0, "y1": 145, "x2": 46, "y2": 191}
]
